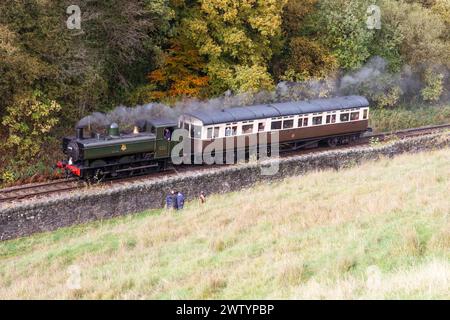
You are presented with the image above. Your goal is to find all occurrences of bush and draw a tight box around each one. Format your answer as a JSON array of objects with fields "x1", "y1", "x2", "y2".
[
  {"x1": 369, "y1": 104, "x2": 450, "y2": 132},
  {"x1": 2, "y1": 90, "x2": 61, "y2": 162},
  {"x1": 421, "y1": 69, "x2": 445, "y2": 103},
  {"x1": 373, "y1": 86, "x2": 403, "y2": 109}
]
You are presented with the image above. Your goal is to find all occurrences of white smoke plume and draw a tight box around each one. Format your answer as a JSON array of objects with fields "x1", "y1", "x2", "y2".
[
  {"x1": 77, "y1": 56, "x2": 448, "y2": 131},
  {"x1": 339, "y1": 56, "x2": 387, "y2": 89}
]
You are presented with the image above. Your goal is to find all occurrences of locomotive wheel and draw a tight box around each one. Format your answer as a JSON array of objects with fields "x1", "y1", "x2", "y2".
[{"x1": 89, "y1": 160, "x2": 107, "y2": 183}]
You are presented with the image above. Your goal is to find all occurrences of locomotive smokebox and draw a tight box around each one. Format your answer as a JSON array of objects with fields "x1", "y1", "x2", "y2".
[{"x1": 76, "y1": 127, "x2": 84, "y2": 140}]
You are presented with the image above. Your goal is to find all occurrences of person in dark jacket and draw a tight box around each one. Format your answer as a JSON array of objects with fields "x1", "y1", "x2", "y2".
[
  {"x1": 176, "y1": 191, "x2": 185, "y2": 210},
  {"x1": 166, "y1": 190, "x2": 176, "y2": 210},
  {"x1": 164, "y1": 128, "x2": 172, "y2": 141}
]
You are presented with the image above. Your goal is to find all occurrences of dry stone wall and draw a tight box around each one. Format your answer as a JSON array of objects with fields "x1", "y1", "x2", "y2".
[{"x1": 0, "y1": 132, "x2": 448, "y2": 241}]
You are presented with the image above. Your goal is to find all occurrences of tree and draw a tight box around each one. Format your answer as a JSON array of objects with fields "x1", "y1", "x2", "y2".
[
  {"x1": 0, "y1": 24, "x2": 48, "y2": 118},
  {"x1": 2, "y1": 91, "x2": 61, "y2": 161},
  {"x1": 147, "y1": 41, "x2": 210, "y2": 101},
  {"x1": 280, "y1": 37, "x2": 338, "y2": 82},
  {"x1": 432, "y1": 0, "x2": 450, "y2": 26},
  {"x1": 421, "y1": 69, "x2": 444, "y2": 102},
  {"x1": 0, "y1": 0, "x2": 172, "y2": 122},
  {"x1": 272, "y1": 0, "x2": 338, "y2": 81},
  {"x1": 380, "y1": 0, "x2": 448, "y2": 68},
  {"x1": 181, "y1": 0, "x2": 287, "y2": 93},
  {"x1": 314, "y1": 0, "x2": 374, "y2": 71}
]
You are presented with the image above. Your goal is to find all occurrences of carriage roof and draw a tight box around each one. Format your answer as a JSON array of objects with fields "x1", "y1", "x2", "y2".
[{"x1": 184, "y1": 96, "x2": 369, "y2": 125}]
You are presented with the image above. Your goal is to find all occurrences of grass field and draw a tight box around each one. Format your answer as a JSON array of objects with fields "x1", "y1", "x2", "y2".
[{"x1": 0, "y1": 148, "x2": 449, "y2": 299}]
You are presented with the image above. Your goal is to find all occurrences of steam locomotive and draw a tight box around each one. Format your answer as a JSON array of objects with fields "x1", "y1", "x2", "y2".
[{"x1": 57, "y1": 96, "x2": 370, "y2": 180}]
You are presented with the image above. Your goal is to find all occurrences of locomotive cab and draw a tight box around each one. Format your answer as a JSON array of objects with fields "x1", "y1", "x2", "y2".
[{"x1": 146, "y1": 119, "x2": 177, "y2": 158}]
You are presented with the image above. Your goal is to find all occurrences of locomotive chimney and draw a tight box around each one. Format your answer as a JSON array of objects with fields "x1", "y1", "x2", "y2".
[{"x1": 76, "y1": 127, "x2": 84, "y2": 140}]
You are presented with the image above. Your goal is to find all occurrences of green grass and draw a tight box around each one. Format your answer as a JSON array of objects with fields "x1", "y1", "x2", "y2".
[{"x1": 0, "y1": 148, "x2": 449, "y2": 299}]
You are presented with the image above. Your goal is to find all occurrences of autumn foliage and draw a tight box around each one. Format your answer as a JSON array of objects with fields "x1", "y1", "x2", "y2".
[
  {"x1": 148, "y1": 42, "x2": 210, "y2": 100},
  {"x1": 0, "y1": 0, "x2": 450, "y2": 183}
]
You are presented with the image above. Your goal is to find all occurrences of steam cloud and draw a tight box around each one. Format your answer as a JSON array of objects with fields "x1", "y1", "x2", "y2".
[{"x1": 77, "y1": 56, "x2": 448, "y2": 131}]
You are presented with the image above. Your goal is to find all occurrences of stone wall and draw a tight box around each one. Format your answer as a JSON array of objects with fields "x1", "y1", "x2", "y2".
[{"x1": 0, "y1": 132, "x2": 448, "y2": 241}]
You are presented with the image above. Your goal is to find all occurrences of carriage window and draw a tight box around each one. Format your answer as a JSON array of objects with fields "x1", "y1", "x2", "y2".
[
  {"x1": 242, "y1": 124, "x2": 254, "y2": 134},
  {"x1": 298, "y1": 118, "x2": 303, "y2": 127},
  {"x1": 283, "y1": 120, "x2": 294, "y2": 129},
  {"x1": 303, "y1": 118, "x2": 308, "y2": 127},
  {"x1": 340, "y1": 113, "x2": 349, "y2": 122},
  {"x1": 191, "y1": 125, "x2": 202, "y2": 138},
  {"x1": 225, "y1": 126, "x2": 237, "y2": 136},
  {"x1": 207, "y1": 127, "x2": 220, "y2": 139},
  {"x1": 363, "y1": 109, "x2": 368, "y2": 119},
  {"x1": 184, "y1": 123, "x2": 190, "y2": 132},
  {"x1": 258, "y1": 122, "x2": 265, "y2": 132},
  {"x1": 271, "y1": 121, "x2": 282, "y2": 130},
  {"x1": 326, "y1": 115, "x2": 336, "y2": 124},
  {"x1": 312, "y1": 116, "x2": 323, "y2": 125},
  {"x1": 351, "y1": 112, "x2": 360, "y2": 121},
  {"x1": 207, "y1": 127, "x2": 213, "y2": 139}
]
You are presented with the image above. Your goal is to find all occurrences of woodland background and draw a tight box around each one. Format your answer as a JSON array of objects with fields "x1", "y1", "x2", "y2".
[{"x1": 0, "y1": 0, "x2": 449, "y2": 183}]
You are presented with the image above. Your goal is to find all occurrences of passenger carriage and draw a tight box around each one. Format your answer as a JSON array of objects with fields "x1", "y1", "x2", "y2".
[{"x1": 179, "y1": 95, "x2": 370, "y2": 157}]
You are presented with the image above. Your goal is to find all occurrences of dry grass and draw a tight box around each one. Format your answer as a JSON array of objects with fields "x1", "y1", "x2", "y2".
[{"x1": 0, "y1": 148, "x2": 449, "y2": 299}]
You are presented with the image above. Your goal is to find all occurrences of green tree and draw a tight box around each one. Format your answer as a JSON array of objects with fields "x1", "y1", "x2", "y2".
[
  {"x1": 314, "y1": 0, "x2": 373, "y2": 70},
  {"x1": 2, "y1": 91, "x2": 61, "y2": 161},
  {"x1": 380, "y1": 0, "x2": 448, "y2": 68},
  {"x1": 280, "y1": 37, "x2": 338, "y2": 82},
  {"x1": 272, "y1": 0, "x2": 338, "y2": 81},
  {"x1": 421, "y1": 69, "x2": 444, "y2": 102},
  {"x1": 181, "y1": 0, "x2": 286, "y2": 93}
]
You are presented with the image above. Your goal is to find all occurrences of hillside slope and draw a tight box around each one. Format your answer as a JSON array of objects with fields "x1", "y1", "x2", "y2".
[{"x1": 0, "y1": 149, "x2": 449, "y2": 299}]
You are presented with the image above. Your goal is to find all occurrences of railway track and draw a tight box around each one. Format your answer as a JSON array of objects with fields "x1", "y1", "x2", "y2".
[
  {"x1": 0, "y1": 178, "x2": 80, "y2": 203},
  {"x1": 0, "y1": 123, "x2": 448, "y2": 205}
]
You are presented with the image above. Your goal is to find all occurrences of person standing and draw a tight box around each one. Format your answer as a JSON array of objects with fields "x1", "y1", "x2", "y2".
[
  {"x1": 199, "y1": 191, "x2": 206, "y2": 205},
  {"x1": 166, "y1": 190, "x2": 176, "y2": 210},
  {"x1": 176, "y1": 191, "x2": 185, "y2": 210}
]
